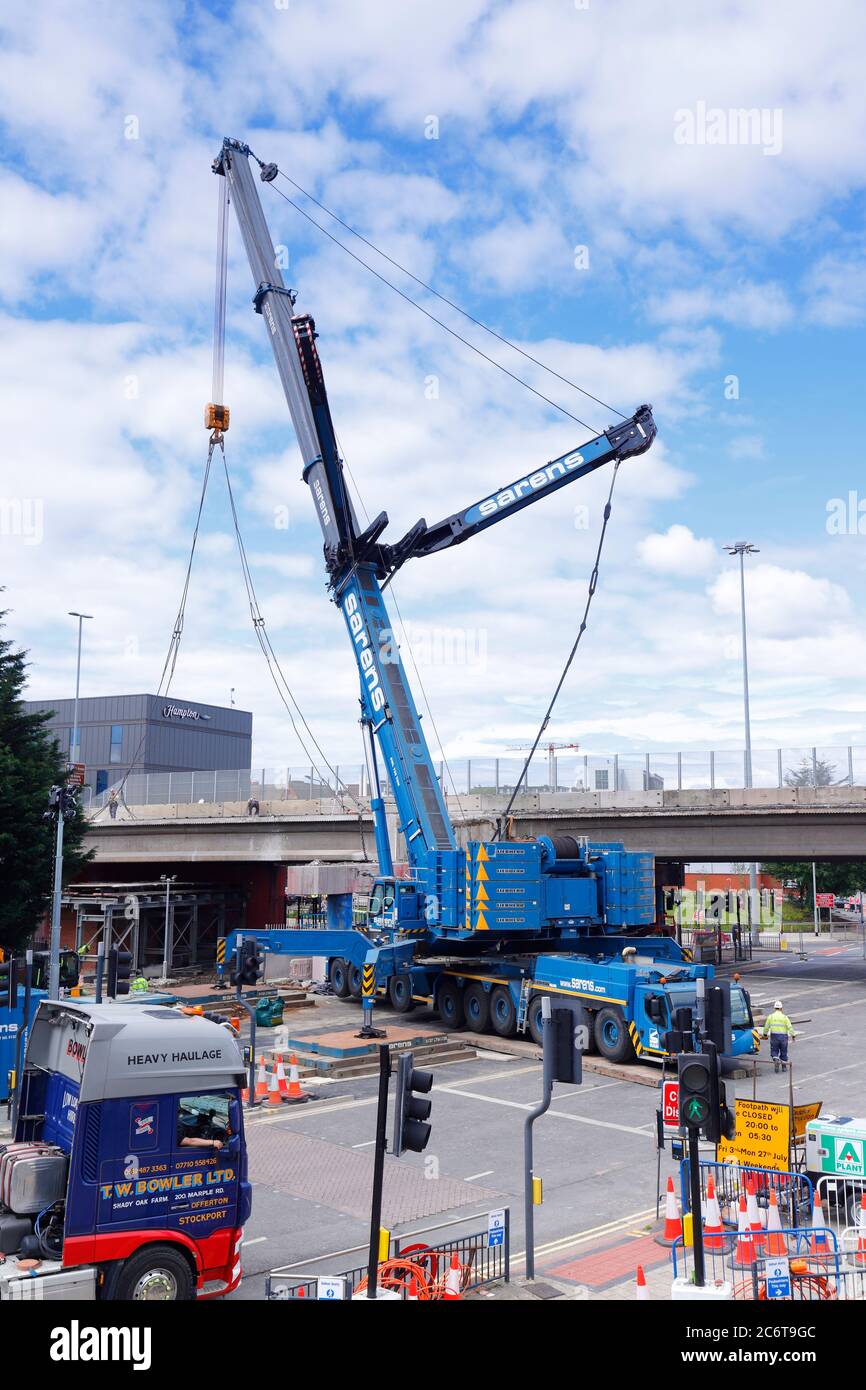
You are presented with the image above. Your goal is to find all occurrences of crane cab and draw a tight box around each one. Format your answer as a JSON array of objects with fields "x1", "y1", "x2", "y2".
[{"x1": 367, "y1": 877, "x2": 422, "y2": 931}]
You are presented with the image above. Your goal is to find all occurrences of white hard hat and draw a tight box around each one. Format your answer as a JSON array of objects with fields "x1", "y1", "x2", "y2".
[{"x1": 774, "y1": 1000, "x2": 783, "y2": 1010}]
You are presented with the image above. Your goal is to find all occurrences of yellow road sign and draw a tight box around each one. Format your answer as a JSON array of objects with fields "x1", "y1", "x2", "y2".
[
  {"x1": 718, "y1": 1098, "x2": 791, "y2": 1171},
  {"x1": 793, "y1": 1101, "x2": 822, "y2": 1141}
]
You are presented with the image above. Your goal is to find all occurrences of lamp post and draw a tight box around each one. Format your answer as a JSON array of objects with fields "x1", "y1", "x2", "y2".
[
  {"x1": 159, "y1": 874, "x2": 177, "y2": 982},
  {"x1": 724, "y1": 543, "x2": 760, "y2": 942},
  {"x1": 68, "y1": 612, "x2": 93, "y2": 766}
]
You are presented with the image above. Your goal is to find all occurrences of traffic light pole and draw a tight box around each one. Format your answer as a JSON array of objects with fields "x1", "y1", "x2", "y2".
[
  {"x1": 232, "y1": 937, "x2": 258, "y2": 1107},
  {"x1": 47, "y1": 809, "x2": 64, "y2": 1000},
  {"x1": 366, "y1": 1045, "x2": 391, "y2": 1299},
  {"x1": 524, "y1": 997, "x2": 554, "y2": 1282},
  {"x1": 688, "y1": 1128, "x2": 705, "y2": 1287}
]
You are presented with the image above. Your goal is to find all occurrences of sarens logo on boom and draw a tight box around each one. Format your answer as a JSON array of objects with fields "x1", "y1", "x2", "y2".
[
  {"x1": 344, "y1": 590, "x2": 385, "y2": 712},
  {"x1": 473, "y1": 449, "x2": 586, "y2": 519}
]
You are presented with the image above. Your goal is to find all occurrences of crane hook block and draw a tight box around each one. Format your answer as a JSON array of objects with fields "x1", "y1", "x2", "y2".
[
  {"x1": 259, "y1": 163, "x2": 279, "y2": 183},
  {"x1": 205, "y1": 403, "x2": 230, "y2": 434}
]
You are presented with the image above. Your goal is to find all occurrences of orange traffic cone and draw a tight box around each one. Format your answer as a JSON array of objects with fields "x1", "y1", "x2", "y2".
[
  {"x1": 853, "y1": 1195, "x2": 866, "y2": 1267},
  {"x1": 733, "y1": 1193, "x2": 756, "y2": 1268},
  {"x1": 442, "y1": 1252, "x2": 462, "y2": 1300},
  {"x1": 809, "y1": 1192, "x2": 831, "y2": 1261},
  {"x1": 765, "y1": 1188, "x2": 787, "y2": 1257},
  {"x1": 285, "y1": 1053, "x2": 310, "y2": 1105},
  {"x1": 254, "y1": 1056, "x2": 268, "y2": 1101},
  {"x1": 267, "y1": 1069, "x2": 282, "y2": 1106},
  {"x1": 636, "y1": 1264, "x2": 648, "y2": 1301},
  {"x1": 703, "y1": 1175, "x2": 725, "y2": 1252},
  {"x1": 656, "y1": 1176, "x2": 682, "y2": 1246},
  {"x1": 745, "y1": 1178, "x2": 764, "y2": 1253},
  {"x1": 275, "y1": 1054, "x2": 289, "y2": 1097}
]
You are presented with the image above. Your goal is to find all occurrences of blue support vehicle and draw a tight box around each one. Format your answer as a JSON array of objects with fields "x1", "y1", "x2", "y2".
[{"x1": 213, "y1": 141, "x2": 758, "y2": 1068}]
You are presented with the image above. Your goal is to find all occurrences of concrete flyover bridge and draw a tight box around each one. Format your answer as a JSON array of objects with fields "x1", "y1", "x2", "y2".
[
  {"x1": 452, "y1": 785, "x2": 866, "y2": 861},
  {"x1": 83, "y1": 784, "x2": 866, "y2": 865},
  {"x1": 84, "y1": 800, "x2": 375, "y2": 865}
]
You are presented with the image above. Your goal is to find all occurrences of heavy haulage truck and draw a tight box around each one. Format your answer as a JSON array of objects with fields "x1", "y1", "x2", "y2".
[
  {"x1": 211, "y1": 138, "x2": 758, "y2": 1066},
  {"x1": 0, "y1": 1000, "x2": 250, "y2": 1301}
]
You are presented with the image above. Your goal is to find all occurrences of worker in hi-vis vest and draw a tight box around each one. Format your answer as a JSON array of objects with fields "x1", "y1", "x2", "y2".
[{"x1": 762, "y1": 1000, "x2": 796, "y2": 1072}]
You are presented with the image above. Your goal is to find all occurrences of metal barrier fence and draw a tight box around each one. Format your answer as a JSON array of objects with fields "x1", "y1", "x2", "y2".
[
  {"x1": 670, "y1": 1226, "x2": 866, "y2": 1299},
  {"x1": 80, "y1": 742, "x2": 866, "y2": 808},
  {"x1": 264, "y1": 1212, "x2": 509, "y2": 1300},
  {"x1": 680, "y1": 1160, "x2": 813, "y2": 1233},
  {"x1": 817, "y1": 1175, "x2": 866, "y2": 1232}
]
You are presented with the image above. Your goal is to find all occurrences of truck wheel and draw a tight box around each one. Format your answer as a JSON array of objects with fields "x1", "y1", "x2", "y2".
[
  {"x1": 388, "y1": 975, "x2": 416, "y2": 1013},
  {"x1": 348, "y1": 965, "x2": 363, "y2": 998},
  {"x1": 113, "y1": 1244, "x2": 194, "y2": 1301},
  {"x1": 528, "y1": 995, "x2": 546, "y2": 1045},
  {"x1": 464, "y1": 983, "x2": 490, "y2": 1033},
  {"x1": 330, "y1": 958, "x2": 351, "y2": 998},
  {"x1": 437, "y1": 979, "x2": 465, "y2": 1029},
  {"x1": 490, "y1": 987, "x2": 517, "y2": 1037},
  {"x1": 594, "y1": 1007, "x2": 635, "y2": 1063}
]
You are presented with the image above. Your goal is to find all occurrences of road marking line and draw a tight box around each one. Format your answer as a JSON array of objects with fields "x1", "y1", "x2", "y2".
[
  {"x1": 794, "y1": 1030, "x2": 841, "y2": 1044},
  {"x1": 512, "y1": 1207, "x2": 657, "y2": 1264},
  {"x1": 794, "y1": 1059, "x2": 866, "y2": 1087},
  {"x1": 351, "y1": 1139, "x2": 376, "y2": 1148},
  {"x1": 241, "y1": 1236, "x2": 268, "y2": 1247},
  {"x1": 465, "y1": 1169, "x2": 494, "y2": 1181},
  {"x1": 442, "y1": 1086, "x2": 650, "y2": 1135}
]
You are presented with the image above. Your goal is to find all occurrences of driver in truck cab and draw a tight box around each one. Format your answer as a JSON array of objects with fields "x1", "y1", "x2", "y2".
[{"x1": 177, "y1": 1098, "x2": 227, "y2": 1152}]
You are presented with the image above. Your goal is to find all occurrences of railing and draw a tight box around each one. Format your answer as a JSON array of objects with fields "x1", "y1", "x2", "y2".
[
  {"x1": 670, "y1": 1227, "x2": 865, "y2": 1300},
  {"x1": 80, "y1": 743, "x2": 866, "y2": 809},
  {"x1": 264, "y1": 1209, "x2": 509, "y2": 1300}
]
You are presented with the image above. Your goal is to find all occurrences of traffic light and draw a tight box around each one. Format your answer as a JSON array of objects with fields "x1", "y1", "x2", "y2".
[
  {"x1": 677, "y1": 1048, "x2": 735, "y2": 1144},
  {"x1": 0, "y1": 958, "x2": 18, "y2": 1009},
  {"x1": 45, "y1": 784, "x2": 79, "y2": 821},
  {"x1": 107, "y1": 946, "x2": 133, "y2": 998},
  {"x1": 551, "y1": 1007, "x2": 583, "y2": 1085},
  {"x1": 704, "y1": 983, "x2": 732, "y2": 1056},
  {"x1": 231, "y1": 939, "x2": 263, "y2": 987},
  {"x1": 391, "y1": 1053, "x2": 433, "y2": 1154},
  {"x1": 663, "y1": 1005, "x2": 694, "y2": 1055}
]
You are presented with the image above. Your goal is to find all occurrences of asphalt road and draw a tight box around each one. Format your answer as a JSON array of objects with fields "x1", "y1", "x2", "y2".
[{"x1": 229, "y1": 936, "x2": 866, "y2": 1299}]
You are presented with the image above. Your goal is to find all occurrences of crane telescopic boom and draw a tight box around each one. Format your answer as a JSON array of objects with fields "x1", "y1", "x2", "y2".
[{"x1": 214, "y1": 137, "x2": 656, "y2": 871}]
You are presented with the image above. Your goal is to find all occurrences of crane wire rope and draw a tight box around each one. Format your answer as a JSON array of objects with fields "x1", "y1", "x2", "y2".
[
  {"x1": 493, "y1": 458, "x2": 623, "y2": 838},
  {"x1": 89, "y1": 440, "x2": 216, "y2": 820},
  {"x1": 260, "y1": 176, "x2": 605, "y2": 435},
  {"x1": 261, "y1": 161, "x2": 627, "y2": 422},
  {"x1": 217, "y1": 438, "x2": 363, "y2": 816}
]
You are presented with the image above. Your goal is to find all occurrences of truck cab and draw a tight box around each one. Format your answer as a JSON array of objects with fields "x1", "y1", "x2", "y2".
[{"x1": 0, "y1": 1000, "x2": 251, "y2": 1301}]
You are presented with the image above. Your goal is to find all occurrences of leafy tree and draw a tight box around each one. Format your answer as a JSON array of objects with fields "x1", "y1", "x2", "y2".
[
  {"x1": 784, "y1": 756, "x2": 838, "y2": 787},
  {"x1": 765, "y1": 859, "x2": 866, "y2": 905},
  {"x1": 0, "y1": 610, "x2": 92, "y2": 953}
]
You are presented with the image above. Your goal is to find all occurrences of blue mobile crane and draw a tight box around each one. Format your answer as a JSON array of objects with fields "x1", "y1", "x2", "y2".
[{"x1": 213, "y1": 139, "x2": 757, "y2": 1064}]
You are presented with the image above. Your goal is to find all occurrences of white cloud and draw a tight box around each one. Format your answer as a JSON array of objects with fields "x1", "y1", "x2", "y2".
[
  {"x1": 709, "y1": 563, "x2": 850, "y2": 639},
  {"x1": 638, "y1": 524, "x2": 717, "y2": 577},
  {"x1": 648, "y1": 282, "x2": 793, "y2": 331}
]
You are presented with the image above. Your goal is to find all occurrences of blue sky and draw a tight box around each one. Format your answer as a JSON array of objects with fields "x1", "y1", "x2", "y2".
[{"x1": 2, "y1": 0, "x2": 865, "y2": 770}]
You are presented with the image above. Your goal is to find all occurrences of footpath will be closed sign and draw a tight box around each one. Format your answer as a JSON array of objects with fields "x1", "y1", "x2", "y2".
[{"x1": 717, "y1": 1098, "x2": 790, "y2": 1171}]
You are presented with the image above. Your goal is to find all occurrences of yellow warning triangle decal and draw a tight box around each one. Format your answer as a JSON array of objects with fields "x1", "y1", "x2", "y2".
[
  {"x1": 474, "y1": 882, "x2": 489, "y2": 905},
  {"x1": 474, "y1": 910, "x2": 489, "y2": 930},
  {"x1": 476, "y1": 844, "x2": 489, "y2": 862},
  {"x1": 476, "y1": 862, "x2": 489, "y2": 882}
]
